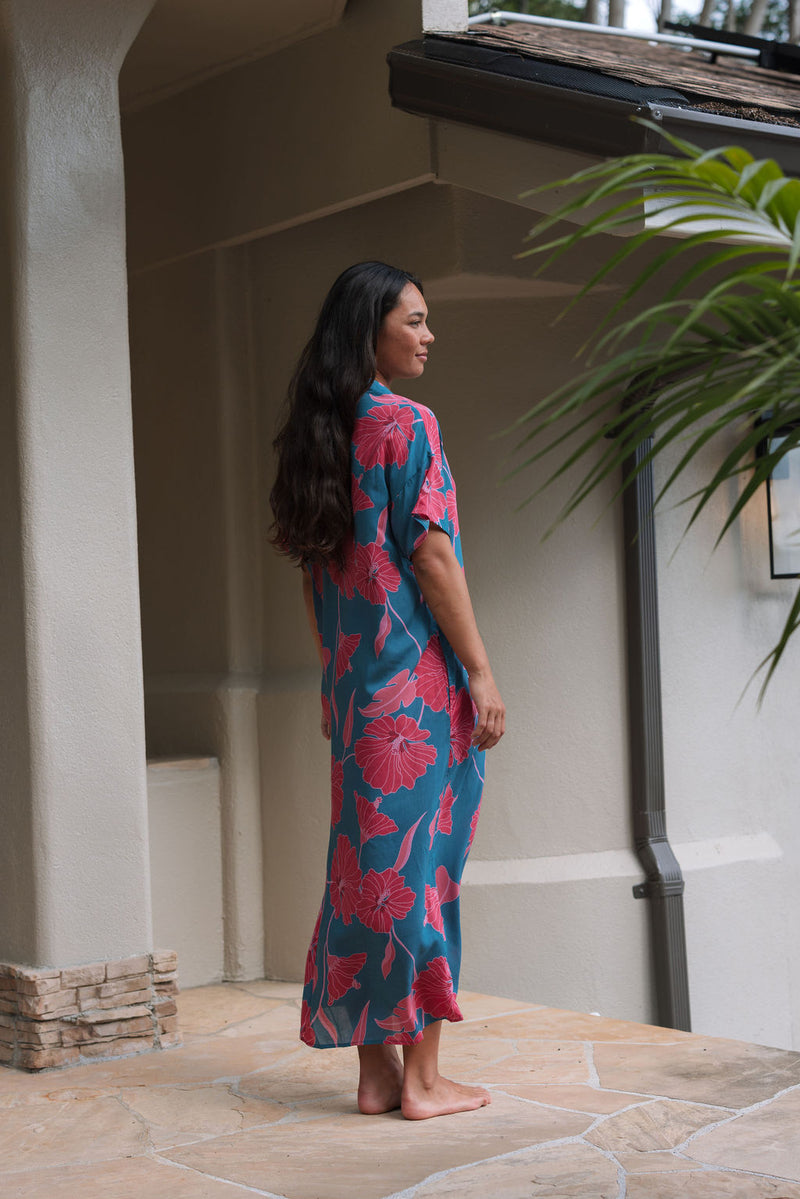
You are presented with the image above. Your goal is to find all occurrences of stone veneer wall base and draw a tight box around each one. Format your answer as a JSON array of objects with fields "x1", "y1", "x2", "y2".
[{"x1": 0, "y1": 950, "x2": 179, "y2": 1071}]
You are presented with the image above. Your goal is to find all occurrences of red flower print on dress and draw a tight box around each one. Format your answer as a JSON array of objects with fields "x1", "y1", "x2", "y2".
[
  {"x1": 413, "y1": 457, "x2": 447, "y2": 527},
  {"x1": 353, "y1": 542, "x2": 401, "y2": 606},
  {"x1": 356, "y1": 793, "x2": 399, "y2": 844},
  {"x1": 446, "y1": 487, "x2": 459, "y2": 535},
  {"x1": 423, "y1": 867, "x2": 460, "y2": 938},
  {"x1": 435, "y1": 865, "x2": 460, "y2": 903},
  {"x1": 304, "y1": 908, "x2": 322, "y2": 986},
  {"x1": 335, "y1": 632, "x2": 361, "y2": 682},
  {"x1": 331, "y1": 760, "x2": 343, "y2": 827},
  {"x1": 355, "y1": 713, "x2": 437, "y2": 795},
  {"x1": 415, "y1": 636, "x2": 448, "y2": 712},
  {"x1": 465, "y1": 802, "x2": 481, "y2": 859},
  {"x1": 375, "y1": 990, "x2": 418, "y2": 1033},
  {"x1": 329, "y1": 835, "x2": 362, "y2": 925},
  {"x1": 449, "y1": 685, "x2": 476, "y2": 765},
  {"x1": 300, "y1": 1000, "x2": 314, "y2": 1045},
  {"x1": 424, "y1": 886, "x2": 444, "y2": 935},
  {"x1": 418, "y1": 405, "x2": 442, "y2": 453},
  {"x1": 413, "y1": 956, "x2": 461, "y2": 1021},
  {"x1": 326, "y1": 952, "x2": 367, "y2": 1002},
  {"x1": 352, "y1": 477, "x2": 374, "y2": 511},
  {"x1": 428, "y1": 783, "x2": 456, "y2": 847},
  {"x1": 355, "y1": 867, "x2": 416, "y2": 934},
  {"x1": 353, "y1": 402, "x2": 415, "y2": 470}
]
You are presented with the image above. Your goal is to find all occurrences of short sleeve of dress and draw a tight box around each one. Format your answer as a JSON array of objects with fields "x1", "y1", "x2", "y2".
[{"x1": 388, "y1": 406, "x2": 457, "y2": 561}]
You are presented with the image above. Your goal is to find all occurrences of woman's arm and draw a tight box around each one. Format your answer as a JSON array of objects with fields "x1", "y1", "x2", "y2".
[
  {"x1": 302, "y1": 569, "x2": 331, "y2": 740},
  {"x1": 411, "y1": 527, "x2": 505, "y2": 751}
]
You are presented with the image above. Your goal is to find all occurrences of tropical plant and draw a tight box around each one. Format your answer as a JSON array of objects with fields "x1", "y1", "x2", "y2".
[{"x1": 511, "y1": 125, "x2": 800, "y2": 696}]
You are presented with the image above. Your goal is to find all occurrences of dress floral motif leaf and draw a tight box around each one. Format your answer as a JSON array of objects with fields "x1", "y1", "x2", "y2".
[
  {"x1": 331, "y1": 761, "x2": 343, "y2": 828},
  {"x1": 302, "y1": 382, "x2": 485, "y2": 1048},
  {"x1": 429, "y1": 783, "x2": 456, "y2": 846},
  {"x1": 336, "y1": 633, "x2": 361, "y2": 682}
]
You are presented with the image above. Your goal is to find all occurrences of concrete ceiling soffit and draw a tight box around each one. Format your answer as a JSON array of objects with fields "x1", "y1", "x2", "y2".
[{"x1": 121, "y1": 0, "x2": 347, "y2": 110}]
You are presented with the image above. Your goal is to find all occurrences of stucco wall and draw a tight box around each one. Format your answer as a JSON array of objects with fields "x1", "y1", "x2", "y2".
[{"x1": 653, "y1": 439, "x2": 800, "y2": 1048}]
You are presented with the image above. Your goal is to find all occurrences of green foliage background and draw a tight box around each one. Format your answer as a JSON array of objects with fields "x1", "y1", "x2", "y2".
[{"x1": 512, "y1": 129, "x2": 800, "y2": 695}]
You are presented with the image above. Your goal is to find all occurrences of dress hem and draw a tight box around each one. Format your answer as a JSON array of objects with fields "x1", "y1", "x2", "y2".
[{"x1": 300, "y1": 1007, "x2": 464, "y2": 1050}]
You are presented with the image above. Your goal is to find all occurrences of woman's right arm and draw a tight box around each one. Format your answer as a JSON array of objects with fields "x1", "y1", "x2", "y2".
[{"x1": 411, "y1": 527, "x2": 505, "y2": 751}]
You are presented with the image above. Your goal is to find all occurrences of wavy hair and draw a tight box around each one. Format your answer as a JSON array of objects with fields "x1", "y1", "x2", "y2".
[{"x1": 270, "y1": 261, "x2": 422, "y2": 566}]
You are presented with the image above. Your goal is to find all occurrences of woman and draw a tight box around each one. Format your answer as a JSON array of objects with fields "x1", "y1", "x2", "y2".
[{"x1": 270, "y1": 262, "x2": 505, "y2": 1120}]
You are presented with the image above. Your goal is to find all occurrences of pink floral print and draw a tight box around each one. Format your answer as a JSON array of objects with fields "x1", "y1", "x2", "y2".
[
  {"x1": 355, "y1": 868, "x2": 416, "y2": 934},
  {"x1": 353, "y1": 401, "x2": 415, "y2": 469},
  {"x1": 355, "y1": 713, "x2": 437, "y2": 795},
  {"x1": 328, "y1": 836, "x2": 362, "y2": 925}
]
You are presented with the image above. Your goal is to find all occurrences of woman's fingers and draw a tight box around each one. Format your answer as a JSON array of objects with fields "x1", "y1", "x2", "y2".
[
  {"x1": 469, "y1": 674, "x2": 506, "y2": 751},
  {"x1": 321, "y1": 714, "x2": 331, "y2": 740},
  {"x1": 475, "y1": 707, "x2": 504, "y2": 750}
]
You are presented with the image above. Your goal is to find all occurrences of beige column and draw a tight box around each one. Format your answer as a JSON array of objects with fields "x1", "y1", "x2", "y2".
[{"x1": 0, "y1": 0, "x2": 157, "y2": 1044}]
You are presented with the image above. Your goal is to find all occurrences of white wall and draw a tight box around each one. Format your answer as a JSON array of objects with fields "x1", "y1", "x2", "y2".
[
  {"x1": 147, "y1": 758, "x2": 224, "y2": 988},
  {"x1": 653, "y1": 437, "x2": 800, "y2": 1049}
]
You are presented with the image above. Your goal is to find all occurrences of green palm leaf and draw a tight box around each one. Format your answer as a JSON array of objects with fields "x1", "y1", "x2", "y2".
[{"x1": 513, "y1": 125, "x2": 800, "y2": 697}]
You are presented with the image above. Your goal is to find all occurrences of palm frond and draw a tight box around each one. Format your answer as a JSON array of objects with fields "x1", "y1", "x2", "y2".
[{"x1": 512, "y1": 124, "x2": 800, "y2": 697}]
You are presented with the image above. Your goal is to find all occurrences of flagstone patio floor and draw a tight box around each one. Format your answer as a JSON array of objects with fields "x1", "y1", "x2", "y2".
[{"x1": 2, "y1": 980, "x2": 800, "y2": 1198}]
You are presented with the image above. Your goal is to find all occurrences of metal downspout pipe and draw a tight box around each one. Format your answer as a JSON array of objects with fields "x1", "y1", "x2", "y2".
[{"x1": 623, "y1": 439, "x2": 692, "y2": 1031}]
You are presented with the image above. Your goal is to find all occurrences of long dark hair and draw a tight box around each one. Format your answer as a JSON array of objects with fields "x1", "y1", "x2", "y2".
[{"x1": 270, "y1": 261, "x2": 422, "y2": 566}]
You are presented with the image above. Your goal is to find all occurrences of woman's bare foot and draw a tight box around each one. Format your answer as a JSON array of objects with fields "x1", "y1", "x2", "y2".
[
  {"x1": 357, "y1": 1044, "x2": 404, "y2": 1114},
  {"x1": 401, "y1": 1075, "x2": 491, "y2": 1120},
  {"x1": 400, "y1": 1020, "x2": 490, "y2": 1119}
]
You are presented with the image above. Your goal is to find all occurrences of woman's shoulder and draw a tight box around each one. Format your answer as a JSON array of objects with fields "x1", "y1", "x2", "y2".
[
  {"x1": 354, "y1": 384, "x2": 443, "y2": 474},
  {"x1": 362, "y1": 384, "x2": 440, "y2": 435}
]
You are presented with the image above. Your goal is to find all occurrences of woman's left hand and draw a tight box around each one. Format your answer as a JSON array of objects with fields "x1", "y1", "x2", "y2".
[{"x1": 468, "y1": 668, "x2": 506, "y2": 751}]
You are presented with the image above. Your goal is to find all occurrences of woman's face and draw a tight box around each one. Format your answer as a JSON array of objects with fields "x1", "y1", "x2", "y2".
[{"x1": 374, "y1": 283, "x2": 434, "y2": 387}]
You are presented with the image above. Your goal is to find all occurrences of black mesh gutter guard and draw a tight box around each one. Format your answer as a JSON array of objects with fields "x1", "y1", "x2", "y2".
[{"x1": 387, "y1": 37, "x2": 800, "y2": 171}]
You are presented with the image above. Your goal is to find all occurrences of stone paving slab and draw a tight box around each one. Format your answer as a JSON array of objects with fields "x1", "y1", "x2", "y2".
[
  {"x1": 164, "y1": 1092, "x2": 593, "y2": 1199},
  {"x1": 1, "y1": 980, "x2": 799, "y2": 1199}
]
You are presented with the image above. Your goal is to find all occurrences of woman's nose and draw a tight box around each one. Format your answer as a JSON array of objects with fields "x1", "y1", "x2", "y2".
[{"x1": 422, "y1": 326, "x2": 434, "y2": 344}]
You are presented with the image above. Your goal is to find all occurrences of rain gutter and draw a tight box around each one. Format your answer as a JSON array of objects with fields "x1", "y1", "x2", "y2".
[
  {"x1": 387, "y1": 38, "x2": 800, "y2": 173},
  {"x1": 622, "y1": 441, "x2": 691, "y2": 1031}
]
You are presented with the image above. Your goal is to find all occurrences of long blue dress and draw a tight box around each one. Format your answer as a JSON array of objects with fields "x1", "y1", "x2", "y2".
[{"x1": 301, "y1": 380, "x2": 485, "y2": 1048}]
